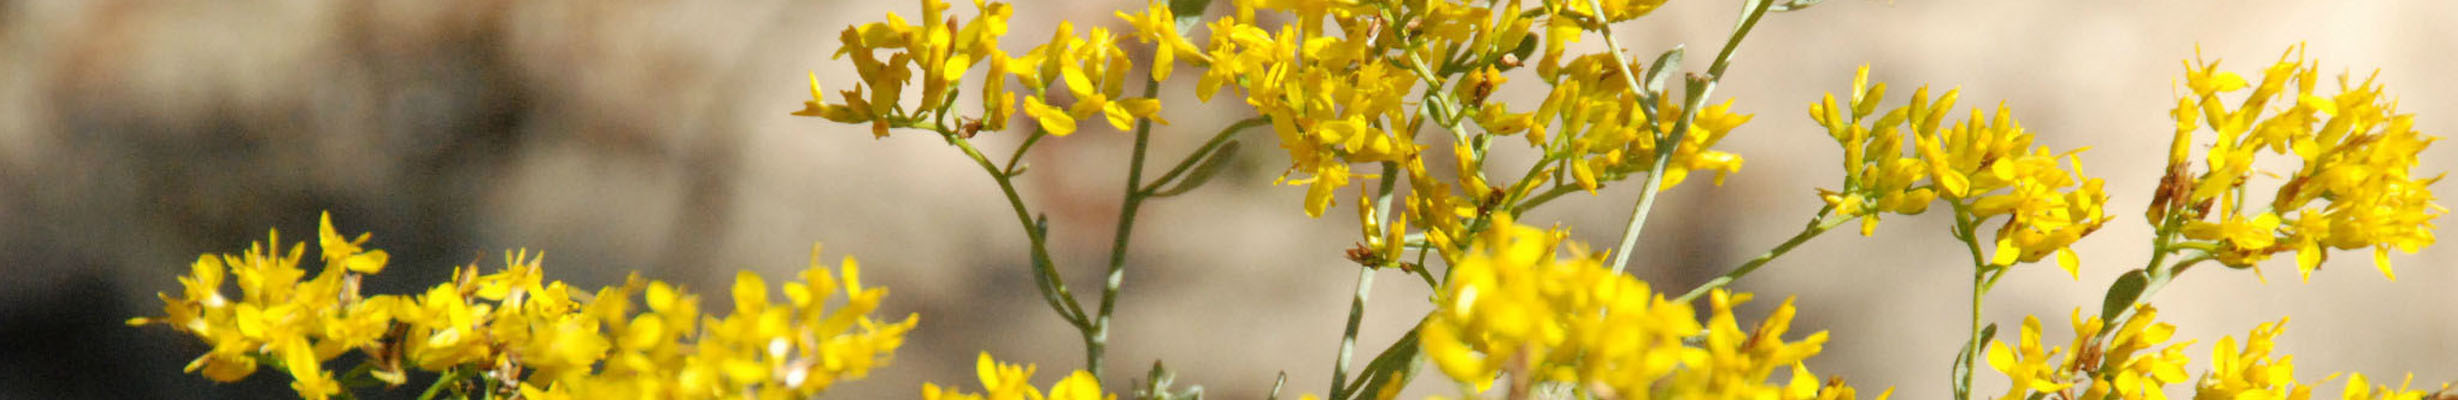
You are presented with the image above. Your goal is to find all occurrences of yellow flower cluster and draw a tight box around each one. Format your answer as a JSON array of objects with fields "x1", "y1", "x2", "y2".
[
  {"x1": 1544, "y1": 53, "x2": 1753, "y2": 193},
  {"x1": 921, "y1": 353, "x2": 1113, "y2": 400},
  {"x1": 1420, "y1": 217, "x2": 1881, "y2": 399},
  {"x1": 2338, "y1": 373, "x2": 2454, "y2": 400},
  {"x1": 1989, "y1": 308, "x2": 2458, "y2": 400},
  {"x1": 1180, "y1": 0, "x2": 1754, "y2": 219},
  {"x1": 1987, "y1": 307, "x2": 2191, "y2": 400},
  {"x1": 123, "y1": 215, "x2": 395, "y2": 397},
  {"x1": 1811, "y1": 66, "x2": 1938, "y2": 236},
  {"x1": 796, "y1": 0, "x2": 1165, "y2": 138},
  {"x1": 2154, "y1": 45, "x2": 2442, "y2": 281},
  {"x1": 131, "y1": 214, "x2": 915, "y2": 399},
  {"x1": 1811, "y1": 66, "x2": 2110, "y2": 277},
  {"x1": 1198, "y1": 2, "x2": 1422, "y2": 217},
  {"x1": 1012, "y1": 18, "x2": 1162, "y2": 136},
  {"x1": 2193, "y1": 317, "x2": 2309, "y2": 400},
  {"x1": 1989, "y1": 307, "x2": 2193, "y2": 400}
]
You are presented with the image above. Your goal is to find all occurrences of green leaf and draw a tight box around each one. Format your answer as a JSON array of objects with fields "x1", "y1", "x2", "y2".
[
  {"x1": 2100, "y1": 269, "x2": 2150, "y2": 323},
  {"x1": 1266, "y1": 371, "x2": 1289, "y2": 400},
  {"x1": 1342, "y1": 329, "x2": 1422, "y2": 400},
  {"x1": 1642, "y1": 46, "x2": 1685, "y2": 96},
  {"x1": 1151, "y1": 140, "x2": 1241, "y2": 197},
  {"x1": 1952, "y1": 323, "x2": 1997, "y2": 400},
  {"x1": 1768, "y1": 0, "x2": 1825, "y2": 12},
  {"x1": 1170, "y1": 0, "x2": 1214, "y2": 33},
  {"x1": 1504, "y1": 35, "x2": 1540, "y2": 71}
]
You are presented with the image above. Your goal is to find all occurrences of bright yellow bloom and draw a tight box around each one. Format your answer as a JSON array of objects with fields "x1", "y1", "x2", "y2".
[
  {"x1": 1116, "y1": 1, "x2": 1207, "y2": 82},
  {"x1": 1010, "y1": 21, "x2": 1164, "y2": 136},
  {"x1": 1813, "y1": 66, "x2": 1938, "y2": 236},
  {"x1": 1563, "y1": 0, "x2": 1670, "y2": 22},
  {"x1": 2193, "y1": 317, "x2": 2313, "y2": 400},
  {"x1": 2158, "y1": 44, "x2": 2442, "y2": 281},
  {"x1": 800, "y1": 0, "x2": 1017, "y2": 138},
  {"x1": 1421, "y1": 217, "x2": 1871, "y2": 399},
  {"x1": 2338, "y1": 373, "x2": 2453, "y2": 400},
  {"x1": 1987, "y1": 316, "x2": 2071, "y2": 399},
  {"x1": 2092, "y1": 306, "x2": 2192, "y2": 400},
  {"x1": 1542, "y1": 53, "x2": 1752, "y2": 194},
  {"x1": 141, "y1": 215, "x2": 915, "y2": 399},
  {"x1": 922, "y1": 353, "x2": 1111, "y2": 400},
  {"x1": 130, "y1": 215, "x2": 406, "y2": 399}
]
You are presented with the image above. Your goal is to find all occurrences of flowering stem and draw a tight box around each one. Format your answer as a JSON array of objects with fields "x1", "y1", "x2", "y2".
[
  {"x1": 1329, "y1": 162, "x2": 1402, "y2": 398},
  {"x1": 1507, "y1": 184, "x2": 1582, "y2": 216},
  {"x1": 2090, "y1": 215, "x2": 2211, "y2": 345},
  {"x1": 1604, "y1": 0, "x2": 1777, "y2": 276},
  {"x1": 1142, "y1": 117, "x2": 1269, "y2": 193},
  {"x1": 950, "y1": 132, "x2": 1092, "y2": 330},
  {"x1": 1086, "y1": 64, "x2": 1176, "y2": 378},
  {"x1": 1004, "y1": 129, "x2": 1050, "y2": 175},
  {"x1": 1946, "y1": 204, "x2": 2004, "y2": 400},
  {"x1": 1674, "y1": 206, "x2": 1843, "y2": 303},
  {"x1": 417, "y1": 367, "x2": 467, "y2": 400}
]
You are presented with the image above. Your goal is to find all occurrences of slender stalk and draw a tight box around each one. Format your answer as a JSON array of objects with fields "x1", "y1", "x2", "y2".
[
  {"x1": 1508, "y1": 184, "x2": 1583, "y2": 215},
  {"x1": 1328, "y1": 266, "x2": 1379, "y2": 399},
  {"x1": 1960, "y1": 263, "x2": 1986, "y2": 400},
  {"x1": 1329, "y1": 163, "x2": 1402, "y2": 398},
  {"x1": 951, "y1": 134, "x2": 1090, "y2": 329},
  {"x1": 1142, "y1": 117, "x2": 1270, "y2": 193},
  {"x1": 1674, "y1": 207, "x2": 1842, "y2": 302},
  {"x1": 1004, "y1": 129, "x2": 1050, "y2": 175},
  {"x1": 1947, "y1": 205, "x2": 1994, "y2": 400},
  {"x1": 1604, "y1": 0, "x2": 1778, "y2": 275},
  {"x1": 418, "y1": 368, "x2": 465, "y2": 400},
  {"x1": 1087, "y1": 64, "x2": 1172, "y2": 378}
]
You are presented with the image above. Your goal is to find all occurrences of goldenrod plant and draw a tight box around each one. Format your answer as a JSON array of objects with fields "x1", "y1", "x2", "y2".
[{"x1": 132, "y1": 0, "x2": 2449, "y2": 398}]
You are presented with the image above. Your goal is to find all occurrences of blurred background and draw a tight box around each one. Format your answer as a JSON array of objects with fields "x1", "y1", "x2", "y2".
[{"x1": 3, "y1": 1, "x2": 2452, "y2": 398}]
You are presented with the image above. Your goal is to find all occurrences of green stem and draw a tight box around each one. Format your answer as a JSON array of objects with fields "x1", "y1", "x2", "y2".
[
  {"x1": 951, "y1": 134, "x2": 1091, "y2": 329},
  {"x1": 1088, "y1": 66, "x2": 1171, "y2": 378},
  {"x1": 1674, "y1": 206, "x2": 1842, "y2": 302},
  {"x1": 1142, "y1": 117, "x2": 1269, "y2": 193},
  {"x1": 1329, "y1": 163, "x2": 1402, "y2": 398},
  {"x1": 1508, "y1": 184, "x2": 1583, "y2": 216},
  {"x1": 1004, "y1": 129, "x2": 1050, "y2": 175},
  {"x1": 1948, "y1": 204, "x2": 1993, "y2": 400},
  {"x1": 1328, "y1": 266, "x2": 1379, "y2": 399},
  {"x1": 418, "y1": 368, "x2": 465, "y2": 400},
  {"x1": 1604, "y1": 0, "x2": 1777, "y2": 275}
]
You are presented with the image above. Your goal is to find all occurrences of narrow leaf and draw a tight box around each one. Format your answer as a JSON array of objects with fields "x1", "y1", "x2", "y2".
[
  {"x1": 1152, "y1": 140, "x2": 1242, "y2": 197},
  {"x1": 1643, "y1": 46, "x2": 1686, "y2": 95},
  {"x1": 1769, "y1": 0, "x2": 1825, "y2": 12},
  {"x1": 2100, "y1": 269, "x2": 2149, "y2": 322},
  {"x1": 1170, "y1": 0, "x2": 1214, "y2": 33}
]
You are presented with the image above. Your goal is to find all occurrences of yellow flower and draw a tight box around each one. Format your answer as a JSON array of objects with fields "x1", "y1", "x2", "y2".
[
  {"x1": 1813, "y1": 66, "x2": 1939, "y2": 236},
  {"x1": 1543, "y1": 53, "x2": 1753, "y2": 193},
  {"x1": 1563, "y1": 0, "x2": 1670, "y2": 22},
  {"x1": 2093, "y1": 306, "x2": 2191, "y2": 400},
  {"x1": 923, "y1": 352, "x2": 1111, "y2": 400},
  {"x1": 1987, "y1": 315, "x2": 2070, "y2": 399},
  {"x1": 2193, "y1": 317, "x2": 2313, "y2": 400},
  {"x1": 1116, "y1": 1, "x2": 1207, "y2": 82},
  {"x1": 1422, "y1": 217, "x2": 1865, "y2": 399},
  {"x1": 2338, "y1": 373, "x2": 2452, "y2": 400},
  {"x1": 2153, "y1": 45, "x2": 2443, "y2": 281},
  {"x1": 132, "y1": 215, "x2": 406, "y2": 399}
]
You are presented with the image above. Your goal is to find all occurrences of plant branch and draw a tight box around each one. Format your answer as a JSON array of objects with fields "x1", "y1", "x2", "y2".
[
  {"x1": 1329, "y1": 162, "x2": 1402, "y2": 398},
  {"x1": 1675, "y1": 206, "x2": 1843, "y2": 302},
  {"x1": 1604, "y1": 0, "x2": 1778, "y2": 275},
  {"x1": 1142, "y1": 117, "x2": 1269, "y2": 193},
  {"x1": 951, "y1": 133, "x2": 1092, "y2": 329}
]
